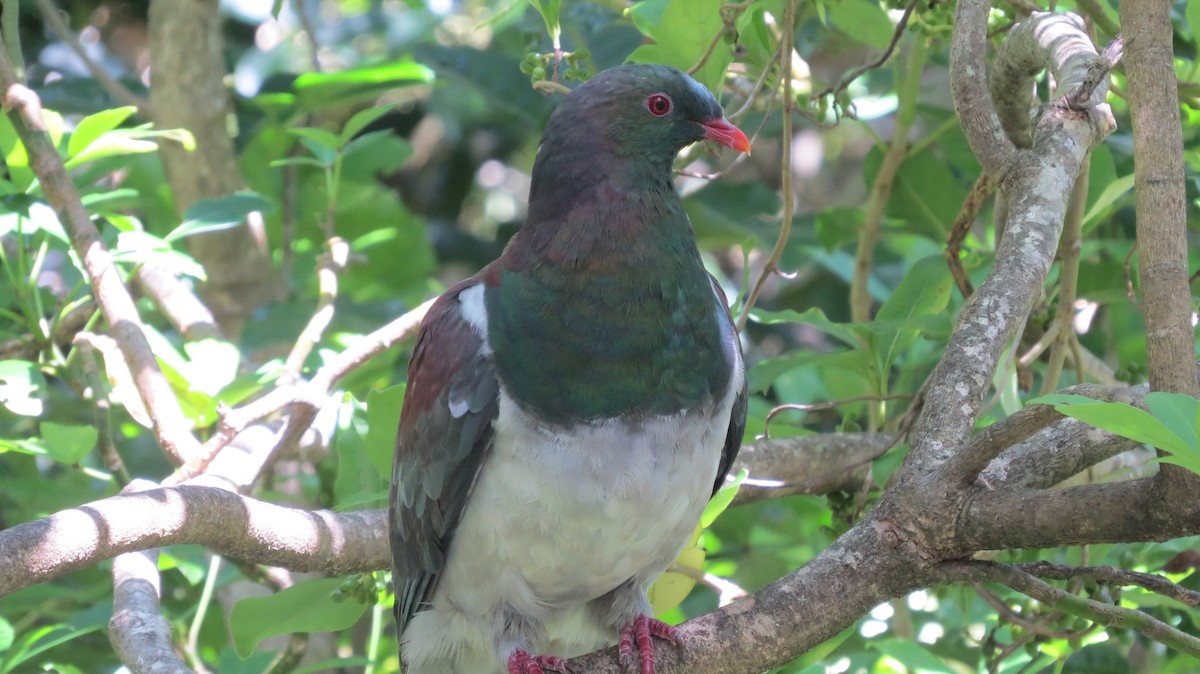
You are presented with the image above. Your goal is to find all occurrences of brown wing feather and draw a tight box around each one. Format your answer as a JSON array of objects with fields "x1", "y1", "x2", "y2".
[{"x1": 388, "y1": 276, "x2": 500, "y2": 633}]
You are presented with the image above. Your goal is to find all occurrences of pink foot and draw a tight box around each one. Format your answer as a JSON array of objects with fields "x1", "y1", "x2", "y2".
[
  {"x1": 618, "y1": 615, "x2": 680, "y2": 674},
  {"x1": 507, "y1": 650, "x2": 569, "y2": 674}
]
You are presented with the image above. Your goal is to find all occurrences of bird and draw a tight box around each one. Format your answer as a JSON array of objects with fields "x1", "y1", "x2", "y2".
[{"x1": 389, "y1": 63, "x2": 750, "y2": 674}]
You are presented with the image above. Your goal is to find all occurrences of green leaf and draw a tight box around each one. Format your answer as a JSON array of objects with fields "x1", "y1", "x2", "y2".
[
  {"x1": 292, "y1": 657, "x2": 373, "y2": 674},
  {"x1": 1, "y1": 623, "x2": 104, "y2": 670},
  {"x1": 38, "y1": 423, "x2": 98, "y2": 465},
  {"x1": 229, "y1": 578, "x2": 368, "y2": 658},
  {"x1": 875, "y1": 255, "x2": 954, "y2": 322},
  {"x1": 1188, "y1": 0, "x2": 1200, "y2": 48},
  {"x1": 872, "y1": 254, "x2": 954, "y2": 370},
  {"x1": 166, "y1": 192, "x2": 275, "y2": 244},
  {"x1": 338, "y1": 104, "x2": 397, "y2": 145},
  {"x1": 626, "y1": 0, "x2": 730, "y2": 90},
  {"x1": 0, "y1": 616, "x2": 13, "y2": 652},
  {"x1": 66, "y1": 106, "x2": 138, "y2": 159},
  {"x1": 269, "y1": 156, "x2": 327, "y2": 170},
  {"x1": 827, "y1": 0, "x2": 895, "y2": 50},
  {"x1": 700, "y1": 468, "x2": 746, "y2": 527},
  {"x1": 749, "y1": 307, "x2": 862, "y2": 348},
  {"x1": 872, "y1": 638, "x2": 957, "y2": 673},
  {"x1": 365, "y1": 385, "x2": 406, "y2": 478},
  {"x1": 0, "y1": 360, "x2": 46, "y2": 416},
  {"x1": 0, "y1": 113, "x2": 35, "y2": 190},
  {"x1": 290, "y1": 127, "x2": 342, "y2": 153},
  {"x1": 1028, "y1": 394, "x2": 1195, "y2": 457},
  {"x1": 527, "y1": 0, "x2": 562, "y2": 43},
  {"x1": 1082, "y1": 174, "x2": 1134, "y2": 231},
  {"x1": 293, "y1": 60, "x2": 435, "y2": 110},
  {"x1": 1144, "y1": 392, "x2": 1200, "y2": 451},
  {"x1": 749, "y1": 349, "x2": 871, "y2": 395},
  {"x1": 63, "y1": 127, "x2": 194, "y2": 169},
  {"x1": 334, "y1": 426, "x2": 384, "y2": 509}
]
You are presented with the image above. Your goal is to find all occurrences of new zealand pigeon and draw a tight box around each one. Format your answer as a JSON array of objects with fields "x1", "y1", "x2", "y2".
[{"x1": 389, "y1": 63, "x2": 750, "y2": 674}]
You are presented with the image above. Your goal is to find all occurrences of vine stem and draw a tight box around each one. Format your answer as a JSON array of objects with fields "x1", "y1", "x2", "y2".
[
  {"x1": 736, "y1": 0, "x2": 796, "y2": 332},
  {"x1": 850, "y1": 35, "x2": 927, "y2": 325},
  {"x1": 186, "y1": 554, "x2": 222, "y2": 673}
]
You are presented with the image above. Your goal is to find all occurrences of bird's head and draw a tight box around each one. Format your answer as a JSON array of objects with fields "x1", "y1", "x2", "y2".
[{"x1": 541, "y1": 64, "x2": 751, "y2": 164}]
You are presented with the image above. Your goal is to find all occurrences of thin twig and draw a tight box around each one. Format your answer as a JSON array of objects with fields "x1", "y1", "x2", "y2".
[
  {"x1": 1123, "y1": 243, "x2": 1140, "y2": 307},
  {"x1": 850, "y1": 34, "x2": 926, "y2": 325},
  {"x1": 973, "y1": 583, "x2": 1093, "y2": 639},
  {"x1": 944, "y1": 561, "x2": 1200, "y2": 658},
  {"x1": 687, "y1": 1, "x2": 754, "y2": 77},
  {"x1": 167, "y1": 298, "x2": 434, "y2": 483},
  {"x1": 811, "y1": 0, "x2": 920, "y2": 116},
  {"x1": 945, "y1": 173, "x2": 998, "y2": 299},
  {"x1": 762, "y1": 394, "x2": 914, "y2": 439},
  {"x1": 283, "y1": 237, "x2": 349, "y2": 379},
  {"x1": 736, "y1": 0, "x2": 795, "y2": 331},
  {"x1": 34, "y1": 0, "x2": 150, "y2": 115},
  {"x1": 1018, "y1": 561, "x2": 1200, "y2": 607},
  {"x1": 1041, "y1": 156, "x2": 1090, "y2": 393}
]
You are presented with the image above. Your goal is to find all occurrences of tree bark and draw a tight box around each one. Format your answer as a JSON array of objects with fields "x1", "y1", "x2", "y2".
[
  {"x1": 148, "y1": 0, "x2": 282, "y2": 338},
  {"x1": 1119, "y1": 0, "x2": 1200, "y2": 498}
]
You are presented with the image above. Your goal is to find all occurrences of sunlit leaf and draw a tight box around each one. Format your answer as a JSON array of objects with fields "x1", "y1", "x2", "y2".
[
  {"x1": 0, "y1": 360, "x2": 45, "y2": 417},
  {"x1": 66, "y1": 106, "x2": 138, "y2": 159}
]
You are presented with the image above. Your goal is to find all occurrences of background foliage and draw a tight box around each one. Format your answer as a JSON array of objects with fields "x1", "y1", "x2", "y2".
[{"x1": 0, "y1": 0, "x2": 1197, "y2": 673}]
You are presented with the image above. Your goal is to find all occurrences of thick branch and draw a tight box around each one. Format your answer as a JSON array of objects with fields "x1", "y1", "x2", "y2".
[
  {"x1": 568, "y1": 525, "x2": 928, "y2": 674},
  {"x1": 0, "y1": 430, "x2": 882, "y2": 596},
  {"x1": 0, "y1": 484, "x2": 388, "y2": 596},
  {"x1": 979, "y1": 418, "x2": 1141, "y2": 489},
  {"x1": 731, "y1": 433, "x2": 893, "y2": 505},
  {"x1": 960, "y1": 478, "x2": 1200, "y2": 552},
  {"x1": 950, "y1": 0, "x2": 1015, "y2": 173},
  {"x1": 991, "y1": 13, "x2": 1110, "y2": 147},
  {"x1": 1119, "y1": 0, "x2": 1200, "y2": 497},
  {"x1": 943, "y1": 384, "x2": 1134, "y2": 487},
  {"x1": 110, "y1": 548, "x2": 194, "y2": 674},
  {"x1": 901, "y1": 12, "x2": 1114, "y2": 491}
]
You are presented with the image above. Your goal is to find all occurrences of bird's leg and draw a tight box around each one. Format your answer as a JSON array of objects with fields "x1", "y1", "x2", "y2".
[
  {"x1": 618, "y1": 614, "x2": 680, "y2": 674},
  {"x1": 507, "y1": 650, "x2": 569, "y2": 674}
]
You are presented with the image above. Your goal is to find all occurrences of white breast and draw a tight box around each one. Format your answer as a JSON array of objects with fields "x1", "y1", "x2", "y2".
[{"x1": 399, "y1": 281, "x2": 744, "y2": 674}]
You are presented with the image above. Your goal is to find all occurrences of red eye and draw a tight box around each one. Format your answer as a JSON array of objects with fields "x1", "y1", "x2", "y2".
[{"x1": 645, "y1": 93, "x2": 672, "y2": 117}]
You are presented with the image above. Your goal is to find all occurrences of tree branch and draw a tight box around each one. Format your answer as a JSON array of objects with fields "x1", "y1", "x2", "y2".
[
  {"x1": 900, "y1": 8, "x2": 1114, "y2": 491},
  {"x1": 943, "y1": 561, "x2": 1200, "y2": 657},
  {"x1": 34, "y1": 0, "x2": 151, "y2": 115},
  {"x1": 0, "y1": 39, "x2": 202, "y2": 466},
  {"x1": 1118, "y1": 0, "x2": 1200, "y2": 496},
  {"x1": 1017, "y1": 561, "x2": 1200, "y2": 607},
  {"x1": 731, "y1": 432, "x2": 893, "y2": 505},
  {"x1": 950, "y1": 0, "x2": 1016, "y2": 173},
  {"x1": 110, "y1": 548, "x2": 196, "y2": 674},
  {"x1": 0, "y1": 484, "x2": 388, "y2": 596},
  {"x1": 960, "y1": 478, "x2": 1200, "y2": 552}
]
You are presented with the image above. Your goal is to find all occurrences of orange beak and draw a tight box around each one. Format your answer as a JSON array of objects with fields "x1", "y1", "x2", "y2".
[{"x1": 700, "y1": 117, "x2": 751, "y2": 154}]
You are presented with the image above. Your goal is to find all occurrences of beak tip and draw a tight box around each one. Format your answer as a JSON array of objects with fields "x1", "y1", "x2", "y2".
[{"x1": 701, "y1": 117, "x2": 752, "y2": 155}]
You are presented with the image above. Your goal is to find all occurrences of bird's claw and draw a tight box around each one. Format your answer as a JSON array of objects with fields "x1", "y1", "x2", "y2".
[
  {"x1": 618, "y1": 614, "x2": 680, "y2": 674},
  {"x1": 508, "y1": 650, "x2": 569, "y2": 674}
]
